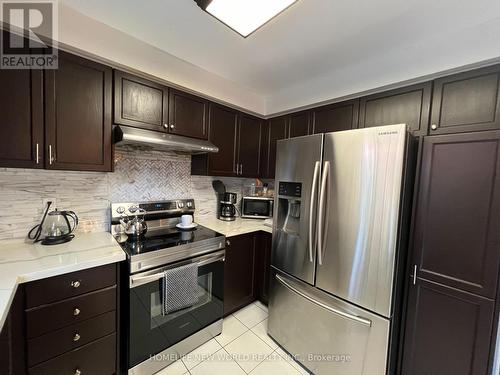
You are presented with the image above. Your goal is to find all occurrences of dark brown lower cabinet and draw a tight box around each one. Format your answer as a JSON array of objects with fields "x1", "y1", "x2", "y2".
[
  {"x1": 0, "y1": 287, "x2": 27, "y2": 375},
  {"x1": 223, "y1": 231, "x2": 272, "y2": 315},
  {"x1": 255, "y1": 232, "x2": 272, "y2": 305},
  {"x1": 402, "y1": 279, "x2": 495, "y2": 375},
  {"x1": 224, "y1": 233, "x2": 257, "y2": 315},
  {"x1": 0, "y1": 263, "x2": 120, "y2": 375}
]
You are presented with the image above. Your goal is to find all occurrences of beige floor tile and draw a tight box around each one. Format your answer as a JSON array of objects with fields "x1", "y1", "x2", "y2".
[
  {"x1": 225, "y1": 330, "x2": 274, "y2": 373},
  {"x1": 215, "y1": 315, "x2": 249, "y2": 347},
  {"x1": 233, "y1": 303, "x2": 268, "y2": 328},
  {"x1": 251, "y1": 319, "x2": 278, "y2": 350},
  {"x1": 190, "y1": 349, "x2": 246, "y2": 375},
  {"x1": 181, "y1": 338, "x2": 221, "y2": 370}
]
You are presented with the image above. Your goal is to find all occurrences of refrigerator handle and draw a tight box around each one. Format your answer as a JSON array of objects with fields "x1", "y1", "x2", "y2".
[
  {"x1": 317, "y1": 161, "x2": 331, "y2": 266},
  {"x1": 275, "y1": 274, "x2": 372, "y2": 327},
  {"x1": 308, "y1": 161, "x2": 321, "y2": 263}
]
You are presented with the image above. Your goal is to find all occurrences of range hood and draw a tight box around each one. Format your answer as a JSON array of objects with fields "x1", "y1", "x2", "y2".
[{"x1": 113, "y1": 126, "x2": 218, "y2": 154}]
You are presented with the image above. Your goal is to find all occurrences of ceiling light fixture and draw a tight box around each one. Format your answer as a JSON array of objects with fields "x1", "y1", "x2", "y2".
[{"x1": 195, "y1": 0, "x2": 298, "y2": 38}]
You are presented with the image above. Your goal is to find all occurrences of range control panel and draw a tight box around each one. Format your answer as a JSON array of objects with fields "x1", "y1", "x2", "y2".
[{"x1": 111, "y1": 199, "x2": 195, "y2": 221}]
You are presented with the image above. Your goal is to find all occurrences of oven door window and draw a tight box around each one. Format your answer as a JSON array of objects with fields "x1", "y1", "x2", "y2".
[
  {"x1": 244, "y1": 200, "x2": 270, "y2": 216},
  {"x1": 128, "y1": 259, "x2": 223, "y2": 368}
]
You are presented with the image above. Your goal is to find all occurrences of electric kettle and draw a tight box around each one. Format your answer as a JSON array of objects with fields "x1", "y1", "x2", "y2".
[{"x1": 29, "y1": 202, "x2": 79, "y2": 245}]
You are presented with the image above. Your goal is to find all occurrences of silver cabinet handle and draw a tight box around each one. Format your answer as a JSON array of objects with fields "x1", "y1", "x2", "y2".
[
  {"x1": 35, "y1": 143, "x2": 40, "y2": 164},
  {"x1": 73, "y1": 333, "x2": 81, "y2": 342},
  {"x1": 412, "y1": 265, "x2": 417, "y2": 285},
  {"x1": 73, "y1": 308, "x2": 81, "y2": 316},
  {"x1": 74, "y1": 369, "x2": 82, "y2": 375},
  {"x1": 226, "y1": 240, "x2": 231, "y2": 246},
  {"x1": 431, "y1": 124, "x2": 437, "y2": 131},
  {"x1": 48, "y1": 145, "x2": 55, "y2": 165},
  {"x1": 275, "y1": 274, "x2": 372, "y2": 327},
  {"x1": 163, "y1": 123, "x2": 168, "y2": 129},
  {"x1": 70, "y1": 280, "x2": 81, "y2": 288},
  {"x1": 317, "y1": 161, "x2": 330, "y2": 266},
  {"x1": 170, "y1": 124, "x2": 175, "y2": 129},
  {"x1": 130, "y1": 250, "x2": 225, "y2": 288},
  {"x1": 308, "y1": 161, "x2": 321, "y2": 263}
]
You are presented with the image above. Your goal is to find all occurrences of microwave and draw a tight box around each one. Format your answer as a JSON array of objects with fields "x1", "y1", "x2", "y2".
[{"x1": 241, "y1": 196, "x2": 274, "y2": 219}]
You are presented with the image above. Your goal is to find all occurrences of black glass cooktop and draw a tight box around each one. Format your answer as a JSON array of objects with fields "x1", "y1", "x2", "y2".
[{"x1": 116, "y1": 225, "x2": 224, "y2": 257}]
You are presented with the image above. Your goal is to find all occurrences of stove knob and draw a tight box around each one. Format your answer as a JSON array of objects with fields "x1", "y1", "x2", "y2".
[
  {"x1": 187, "y1": 201, "x2": 193, "y2": 208},
  {"x1": 116, "y1": 206, "x2": 125, "y2": 214},
  {"x1": 178, "y1": 202, "x2": 184, "y2": 208}
]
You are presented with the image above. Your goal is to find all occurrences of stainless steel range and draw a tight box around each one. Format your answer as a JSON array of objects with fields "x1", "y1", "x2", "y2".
[{"x1": 111, "y1": 199, "x2": 226, "y2": 375}]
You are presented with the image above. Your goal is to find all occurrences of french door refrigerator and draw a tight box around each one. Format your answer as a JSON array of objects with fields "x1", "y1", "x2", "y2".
[{"x1": 268, "y1": 124, "x2": 414, "y2": 375}]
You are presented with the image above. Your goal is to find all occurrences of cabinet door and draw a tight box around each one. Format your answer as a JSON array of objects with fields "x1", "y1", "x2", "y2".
[
  {"x1": 412, "y1": 131, "x2": 500, "y2": 298},
  {"x1": 402, "y1": 279, "x2": 495, "y2": 375},
  {"x1": 114, "y1": 70, "x2": 168, "y2": 132},
  {"x1": 255, "y1": 232, "x2": 272, "y2": 305},
  {"x1": 207, "y1": 104, "x2": 238, "y2": 176},
  {"x1": 0, "y1": 68, "x2": 43, "y2": 168},
  {"x1": 238, "y1": 114, "x2": 262, "y2": 177},
  {"x1": 359, "y1": 82, "x2": 431, "y2": 135},
  {"x1": 266, "y1": 116, "x2": 288, "y2": 179},
  {"x1": 288, "y1": 111, "x2": 311, "y2": 138},
  {"x1": 224, "y1": 234, "x2": 256, "y2": 315},
  {"x1": 168, "y1": 89, "x2": 208, "y2": 139},
  {"x1": 45, "y1": 52, "x2": 112, "y2": 171},
  {"x1": 430, "y1": 64, "x2": 500, "y2": 134},
  {"x1": 312, "y1": 99, "x2": 359, "y2": 134}
]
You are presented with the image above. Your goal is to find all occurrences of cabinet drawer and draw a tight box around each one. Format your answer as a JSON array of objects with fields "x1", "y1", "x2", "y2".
[
  {"x1": 25, "y1": 264, "x2": 116, "y2": 308},
  {"x1": 29, "y1": 333, "x2": 116, "y2": 375},
  {"x1": 26, "y1": 286, "x2": 116, "y2": 338},
  {"x1": 28, "y1": 310, "x2": 116, "y2": 366}
]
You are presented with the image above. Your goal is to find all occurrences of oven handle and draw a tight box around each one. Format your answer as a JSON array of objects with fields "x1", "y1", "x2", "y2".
[{"x1": 129, "y1": 251, "x2": 225, "y2": 288}]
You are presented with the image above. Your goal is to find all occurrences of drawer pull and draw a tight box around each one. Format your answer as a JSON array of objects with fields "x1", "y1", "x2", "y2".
[
  {"x1": 73, "y1": 333, "x2": 81, "y2": 342},
  {"x1": 73, "y1": 307, "x2": 81, "y2": 316},
  {"x1": 70, "y1": 280, "x2": 81, "y2": 288},
  {"x1": 75, "y1": 369, "x2": 82, "y2": 375}
]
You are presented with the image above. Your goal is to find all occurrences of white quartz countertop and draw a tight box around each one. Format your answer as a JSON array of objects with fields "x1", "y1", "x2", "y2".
[
  {"x1": 197, "y1": 217, "x2": 272, "y2": 237},
  {"x1": 0, "y1": 232, "x2": 125, "y2": 331}
]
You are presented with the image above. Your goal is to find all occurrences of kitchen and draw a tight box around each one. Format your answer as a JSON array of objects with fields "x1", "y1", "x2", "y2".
[{"x1": 0, "y1": 0, "x2": 499, "y2": 374}]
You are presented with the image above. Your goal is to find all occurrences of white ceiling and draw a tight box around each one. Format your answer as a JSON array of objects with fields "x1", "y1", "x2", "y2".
[{"x1": 60, "y1": 0, "x2": 500, "y2": 116}]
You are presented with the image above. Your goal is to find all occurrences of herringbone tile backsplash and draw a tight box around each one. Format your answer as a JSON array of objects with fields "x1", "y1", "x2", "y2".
[{"x1": 0, "y1": 146, "x2": 268, "y2": 241}]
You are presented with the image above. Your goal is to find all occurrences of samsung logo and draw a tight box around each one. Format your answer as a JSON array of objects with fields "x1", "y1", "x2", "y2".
[{"x1": 378, "y1": 131, "x2": 399, "y2": 136}]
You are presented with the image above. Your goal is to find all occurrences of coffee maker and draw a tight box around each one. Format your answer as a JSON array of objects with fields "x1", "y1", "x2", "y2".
[{"x1": 218, "y1": 192, "x2": 237, "y2": 221}]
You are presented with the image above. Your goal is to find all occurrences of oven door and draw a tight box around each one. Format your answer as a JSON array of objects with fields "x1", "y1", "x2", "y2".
[
  {"x1": 128, "y1": 250, "x2": 224, "y2": 370},
  {"x1": 241, "y1": 197, "x2": 273, "y2": 218}
]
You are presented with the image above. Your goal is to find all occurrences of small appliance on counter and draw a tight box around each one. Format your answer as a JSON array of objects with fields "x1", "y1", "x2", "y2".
[
  {"x1": 28, "y1": 201, "x2": 78, "y2": 245},
  {"x1": 219, "y1": 192, "x2": 238, "y2": 221},
  {"x1": 110, "y1": 199, "x2": 225, "y2": 375},
  {"x1": 212, "y1": 180, "x2": 238, "y2": 221},
  {"x1": 241, "y1": 196, "x2": 274, "y2": 219}
]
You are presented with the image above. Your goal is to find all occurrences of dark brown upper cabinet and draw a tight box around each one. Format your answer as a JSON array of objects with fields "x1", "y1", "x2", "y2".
[
  {"x1": 359, "y1": 82, "x2": 432, "y2": 135},
  {"x1": 312, "y1": 99, "x2": 359, "y2": 134},
  {"x1": 205, "y1": 104, "x2": 238, "y2": 176},
  {"x1": 266, "y1": 116, "x2": 288, "y2": 178},
  {"x1": 114, "y1": 70, "x2": 169, "y2": 132},
  {"x1": 430, "y1": 64, "x2": 500, "y2": 134},
  {"x1": 411, "y1": 131, "x2": 500, "y2": 298},
  {"x1": 238, "y1": 114, "x2": 262, "y2": 177},
  {"x1": 168, "y1": 89, "x2": 208, "y2": 139},
  {"x1": 402, "y1": 278, "x2": 495, "y2": 375},
  {"x1": 45, "y1": 52, "x2": 113, "y2": 172},
  {"x1": 224, "y1": 233, "x2": 257, "y2": 315},
  {"x1": 288, "y1": 110, "x2": 311, "y2": 138},
  {"x1": 0, "y1": 68, "x2": 43, "y2": 169}
]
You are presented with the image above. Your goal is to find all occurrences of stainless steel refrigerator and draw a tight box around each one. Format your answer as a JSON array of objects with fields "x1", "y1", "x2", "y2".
[{"x1": 268, "y1": 124, "x2": 414, "y2": 375}]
